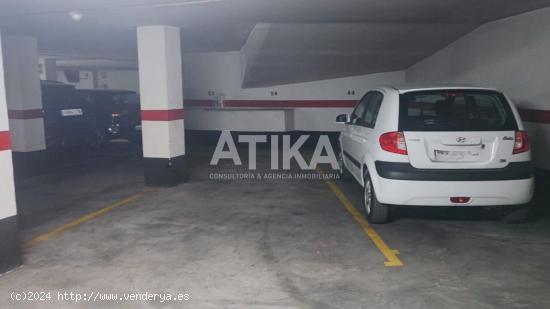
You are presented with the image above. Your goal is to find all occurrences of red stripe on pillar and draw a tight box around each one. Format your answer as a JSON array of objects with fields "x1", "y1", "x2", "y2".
[
  {"x1": 0, "y1": 131, "x2": 11, "y2": 151},
  {"x1": 8, "y1": 109, "x2": 44, "y2": 119},
  {"x1": 141, "y1": 109, "x2": 185, "y2": 121},
  {"x1": 518, "y1": 108, "x2": 550, "y2": 124}
]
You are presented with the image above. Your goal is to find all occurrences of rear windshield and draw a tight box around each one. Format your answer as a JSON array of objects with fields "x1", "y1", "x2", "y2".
[{"x1": 399, "y1": 90, "x2": 518, "y2": 131}]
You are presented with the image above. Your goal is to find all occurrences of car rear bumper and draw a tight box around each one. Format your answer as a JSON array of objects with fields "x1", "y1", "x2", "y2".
[
  {"x1": 375, "y1": 161, "x2": 533, "y2": 181},
  {"x1": 373, "y1": 174, "x2": 534, "y2": 206}
]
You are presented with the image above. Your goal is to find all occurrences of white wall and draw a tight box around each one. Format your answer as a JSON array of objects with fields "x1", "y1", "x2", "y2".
[
  {"x1": 185, "y1": 109, "x2": 288, "y2": 132},
  {"x1": 97, "y1": 70, "x2": 139, "y2": 92},
  {"x1": 184, "y1": 51, "x2": 404, "y2": 101},
  {"x1": 183, "y1": 51, "x2": 405, "y2": 131},
  {"x1": 57, "y1": 70, "x2": 95, "y2": 89},
  {"x1": 57, "y1": 69, "x2": 139, "y2": 91},
  {"x1": 406, "y1": 7, "x2": 550, "y2": 170}
]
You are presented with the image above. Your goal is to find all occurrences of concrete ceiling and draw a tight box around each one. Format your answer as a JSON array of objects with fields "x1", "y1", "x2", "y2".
[{"x1": 1, "y1": 0, "x2": 549, "y2": 86}]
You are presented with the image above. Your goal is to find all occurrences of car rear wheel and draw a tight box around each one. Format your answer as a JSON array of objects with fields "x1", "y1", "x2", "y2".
[{"x1": 363, "y1": 173, "x2": 390, "y2": 224}]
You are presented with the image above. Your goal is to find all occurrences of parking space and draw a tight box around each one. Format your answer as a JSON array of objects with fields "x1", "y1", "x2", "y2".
[{"x1": 1, "y1": 148, "x2": 549, "y2": 308}]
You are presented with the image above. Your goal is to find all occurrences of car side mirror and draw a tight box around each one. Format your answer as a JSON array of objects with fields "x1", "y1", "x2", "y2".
[{"x1": 336, "y1": 113, "x2": 350, "y2": 124}]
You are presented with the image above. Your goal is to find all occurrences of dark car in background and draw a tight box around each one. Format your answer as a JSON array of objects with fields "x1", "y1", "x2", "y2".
[
  {"x1": 78, "y1": 89, "x2": 141, "y2": 144},
  {"x1": 41, "y1": 81, "x2": 103, "y2": 150}
]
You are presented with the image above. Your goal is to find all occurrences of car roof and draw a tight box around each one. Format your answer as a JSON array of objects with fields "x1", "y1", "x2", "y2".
[{"x1": 377, "y1": 84, "x2": 499, "y2": 94}]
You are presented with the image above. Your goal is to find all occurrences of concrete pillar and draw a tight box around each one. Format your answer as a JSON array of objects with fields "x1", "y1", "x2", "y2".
[
  {"x1": 38, "y1": 58, "x2": 57, "y2": 81},
  {"x1": 137, "y1": 25, "x2": 186, "y2": 186},
  {"x1": 2, "y1": 36, "x2": 46, "y2": 176},
  {"x1": 0, "y1": 32, "x2": 22, "y2": 273}
]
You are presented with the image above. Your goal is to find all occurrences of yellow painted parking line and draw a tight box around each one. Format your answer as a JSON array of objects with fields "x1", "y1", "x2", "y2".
[
  {"x1": 23, "y1": 189, "x2": 155, "y2": 250},
  {"x1": 317, "y1": 168, "x2": 403, "y2": 267}
]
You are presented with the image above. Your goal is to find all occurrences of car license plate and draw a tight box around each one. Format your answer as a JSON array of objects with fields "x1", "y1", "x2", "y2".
[
  {"x1": 60, "y1": 108, "x2": 83, "y2": 117},
  {"x1": 434, "y1": 150, "x2": 480, "y2": 162}
]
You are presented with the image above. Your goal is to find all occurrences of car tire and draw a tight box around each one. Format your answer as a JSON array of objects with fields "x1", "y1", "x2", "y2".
[
  {"x1": 502, "y1": 205, "x2": 530, "y2": 223},
  {"x1": 337, "y1": 149, "x2": 353, "y2": 181},
  {"x1": 363, "y1": 172, "x2": 390, "y2": 224}
]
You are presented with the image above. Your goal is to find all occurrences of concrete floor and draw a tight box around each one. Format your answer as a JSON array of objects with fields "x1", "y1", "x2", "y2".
[{"x1": 1, "y1": 145, "x2": 550, "y2": 308}]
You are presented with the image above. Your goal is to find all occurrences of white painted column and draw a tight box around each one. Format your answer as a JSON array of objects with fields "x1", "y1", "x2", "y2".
[
  {"x1": 137, "y1": 25, "x2": 186, "y2": 186},
  {"x1": 0, "y1": 32, "x2": 22, "y2": 273},
  {"x1": 2, "y1": 36, "x2": 45, "y2": 153},
  {"x1": 38, "y1": 57, "x2": 57, "y2": 81}
]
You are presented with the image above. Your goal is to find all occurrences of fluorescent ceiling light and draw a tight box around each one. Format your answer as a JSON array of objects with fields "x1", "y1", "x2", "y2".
[{"x1": 68, "y1": 10, "x2": 83, "y2": 21}]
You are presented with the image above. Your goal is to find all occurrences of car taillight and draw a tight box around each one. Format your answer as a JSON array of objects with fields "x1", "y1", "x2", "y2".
[
  {"x1": 450, "y1": 197, "x2": 471, "y2": 204},
  {"x1": 512, "y1": 130, "x2": 530, "y2": 154},
  {"x1": 379, "y1": 131, "x2": 408, "y2": 155}
]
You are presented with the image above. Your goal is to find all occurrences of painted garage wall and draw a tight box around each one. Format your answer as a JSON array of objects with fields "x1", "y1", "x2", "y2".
[
  {"x1": 185, "y1": 109, "x2": 289, "y2": 132},
  {"x1": 406, "y1": 7, "x2": 550, "y2": 170},
  {"x1": 56, "y1": 69, "x2": 139, "y2": 92},
  {"x1": 57, "y1": 70, "x2": 95, "y2": 89},
  {"x1": 97, "y1": 70, "x2": 139, "y2": 92},
  {"x1": 183, "y1": 51, "x2": 405, "y2": 131}
]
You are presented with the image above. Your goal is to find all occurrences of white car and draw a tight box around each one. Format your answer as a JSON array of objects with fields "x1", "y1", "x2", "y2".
[{"x1": 336, "y1": 86, "x2": 534, "y2": 223}]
